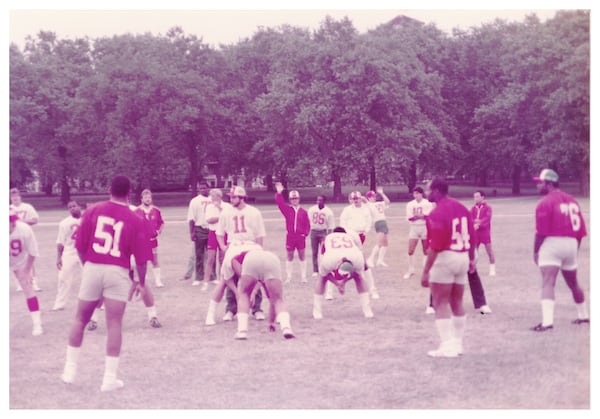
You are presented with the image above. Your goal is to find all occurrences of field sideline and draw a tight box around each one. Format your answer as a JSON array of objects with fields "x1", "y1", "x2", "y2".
[{"x1": 8, "y1": 196, "x2": 591, "y2": 410}]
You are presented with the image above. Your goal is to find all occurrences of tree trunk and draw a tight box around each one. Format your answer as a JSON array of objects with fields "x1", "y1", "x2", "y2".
[
  {"x1": 407, "y1": 161, "x2": 417, "y2": 194},
  {"x1": 511, "y1": 165, "x2": 521, "y2": 195},
  {"x1": 369, "y1": 158, "x2": 377, "y2": 191},
  {"x1": 188, "y1": 133, "x2": 199, "y2": 196},
  {"x1": 478, "y1": 169, "x2": 488, "y2": 187},
  {"x1": 332, "y1": 171, "x2": 342, "y2": 202},
  {"x1": 265, "y1": 174, "x2": 273, "y2": 192}
]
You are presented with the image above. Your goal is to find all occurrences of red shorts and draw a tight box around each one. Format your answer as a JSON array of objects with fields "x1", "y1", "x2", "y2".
[
  {"x1": 286, "y1": 233, "x2": 306, "y2": 251},
  {"x1": 474, "y1": 229, "x2": 491, "y2": 246},
  {"x1": 207, "y1": 231, "x2": 227, "y2": 250}
]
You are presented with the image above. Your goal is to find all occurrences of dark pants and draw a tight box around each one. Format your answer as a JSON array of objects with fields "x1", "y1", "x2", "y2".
[
  {"x1": 225, "y1": 276, "x2": 263, "y2": 315},
  {"x1": 467, "y1": 270, "x2": 488, "y2": 309},
  {"x1": 310, "y1": 230, "x2": 328, "y2": 273},
  {"x1": 194, "y1": 226, "x2": 210, "y2": 281}
]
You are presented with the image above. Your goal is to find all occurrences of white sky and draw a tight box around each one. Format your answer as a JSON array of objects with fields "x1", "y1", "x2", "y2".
[{"x1": 5, "y1": 0, "x2": 590, "y2": 49}]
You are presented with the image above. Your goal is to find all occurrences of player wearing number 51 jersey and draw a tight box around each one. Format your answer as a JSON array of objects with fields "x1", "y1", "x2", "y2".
[
  {"x1": 62, "y1": 175, "x2": 152, "y2": 392},
  {"x1": 422, "y1": 178, "x2": 475, "y2": 358},
  {"x1": 531, "y1": 169, "x2": 588, "y2": 332}
]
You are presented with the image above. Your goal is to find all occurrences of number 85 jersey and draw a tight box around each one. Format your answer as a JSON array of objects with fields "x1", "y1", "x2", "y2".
[
  {"x1": 426, "y1": 197, "x2": 475, "y2": 253},
  {"x1": 536, "y1": 190, "x2": 587, "y2": 240},
  {"x1": 75, "y1": 201, "x2": 151, "y2": 269}
]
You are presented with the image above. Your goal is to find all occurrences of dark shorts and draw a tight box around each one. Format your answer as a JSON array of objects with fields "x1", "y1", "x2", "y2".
[
  {"x1": 475, "y1": 229, "x2": 491, "y2": 246},
  {"x1": 286, "y1": 233, "x2": 307, "y2": 251},
  {"x1": 374, "y1": 220, "x2": 389, "y2": 234}
]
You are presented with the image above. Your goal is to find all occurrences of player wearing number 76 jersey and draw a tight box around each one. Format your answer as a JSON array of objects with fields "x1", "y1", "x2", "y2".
[
  {"x1": 62, "y1": 175, "x2": 152, "y2": 392},
  {"x1": 421, "y1": 178, "x2": 475, "y2": 358},
  {"x1": 531, "y1": 169, "x2": 588, "y2": 332}
]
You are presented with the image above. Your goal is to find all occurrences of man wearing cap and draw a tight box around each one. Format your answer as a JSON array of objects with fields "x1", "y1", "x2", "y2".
[
  {"x1": 312, "y1": 227, "x2": 374, "y2": 319},
  {"x1": 9, "y1": 208, "x2": 43, "y2": 336},
  {"x1": 531, "y1": 169, "x2": 589, "y2": 331},
  {"x1": 186, "y1": 180, "x2": 212, "y2": 286},
  {"x1": 274, "y1": 182, "x2": 311, "y2": 283}
]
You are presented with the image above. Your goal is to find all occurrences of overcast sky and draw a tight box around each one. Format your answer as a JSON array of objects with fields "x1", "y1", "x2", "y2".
[{"x1": 6, "y1": 0, "x2": 587, "y2": 49}]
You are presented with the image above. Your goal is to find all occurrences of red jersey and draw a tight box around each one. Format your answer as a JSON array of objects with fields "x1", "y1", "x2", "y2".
[
  {"x1": 275, "y1": 193, "x2": 311, "y2": 236},
  {"x1": 426, "y1": 197, "x2": 475, "y2": 253},
  {"x1": 135, "y1": 205, "x2": 164, "y2": 239},
  {"x1": 535, "y1": 190, "x2": 587, "y2": 239},
  {"x1": 75, "y1": 200, "x2": 152, "y2": 269},
  {"x1": 471, "y1": 201, "x2": 492, "y2": 232}
]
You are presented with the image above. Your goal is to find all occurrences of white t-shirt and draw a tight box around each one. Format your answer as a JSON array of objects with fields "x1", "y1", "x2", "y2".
[
  {"x1": 340, "y1": 205, "x2": 372, "y2": 234},
  {"x1": 10, "y1": 202, "x2": 39, "y2": 224},
  {"x1": 406, "y1": 199, "x2": 434, "y2": 226},
  {"x1": 216, "y1": 204, "x2": 266, "y2": 243},
  {"x1": 187, "y1": 194, "x2": 212, "y2": 228},
  {"x1": 307, "y1": 205, "x2": 335, "y2": 232},
  {"x1": 56, "y1": 215, "x2": 81, "y2": 257},
  {"x1": 10, "y1": 220, "x2": 39, "y2": 270},
  {"x1": 205, "y1": 201, "x2": 232, "y2": 232}
]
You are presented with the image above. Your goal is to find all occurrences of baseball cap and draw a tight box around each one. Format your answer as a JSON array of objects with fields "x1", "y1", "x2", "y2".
[
  {"x1": 534, "y1": 169, "x2": 559, "y2": 183},
  {"x1": 229, "y1": 186, "x2": 247, "y2": 197},
  {"x1": 289, "y1": 190, "x2": 300, "y2": 199},
  {"x1": 366, "y1": 190, "x2": 376, "y2": 198}
]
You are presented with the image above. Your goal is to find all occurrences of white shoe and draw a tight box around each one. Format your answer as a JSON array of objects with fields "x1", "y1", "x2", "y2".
[
  {"x1": 489, "y1": 268, "x2": 496, "y2": 277},
  {"x1": 366, "y1": 258, "x2": 375, "y2": 268},
  {"x1": 403, "y1": 271, "x2": 414, "y2": 280},
  {"x1": 191, "y1": 280, "x2": 201, "y2": 286},
  {"x1": 155, "y1": 280, "x2": 165, "y2": 288},
  {"x1": 15, "y1": 285, "x2": 23, "y2": 292},
  {"x1": 311, "y1": 272, "x2": 318, "y2": 278},
  {"x1": 205, "y1": 314, "x2": 216, "y2": 326},
  {"x1": 427, "y1": 346, "x2": 459, "y2": 358},
  {"x1": 312, "y1": 308, "x2": 323, "y2": 319},
  {"x1": 51, "y1": 305, "x2": 65, "y2": 311},
  {"x1": 32, "y1": 324, "x2": 43, "y2": 336},
  {"x1": 301, "y1": 277, "x2": 308, "y2": 284},
  {"x1": 371, "y1": 291, "x2": 380, "y2": 300},
  {"x1": 200, "y1": 282, "x2": 209, "y2": 291},
  {"x1": 363, "y1": 308, "x2": 374, "y2": 318},
  {"x1": 425, "y1": 306, "x2": 435, "y2": 315},
  {"x1": 479, "y1": 305, "x2": 492, "y2": 314},
  {"x1": 254, "y1": 311, "x2": 265, "y2": 321},
  {"x1": 282, "y1": 327, "x2": 295, "y2": 339},
  {"x1": 61, "y1": 367, "x2": 76, "y2": 384},
  {"x1": 285, "y1": 277, "x2": 292, "y2": 284},
  {"x1": 101, "y1": 379, "x2": 124, "y2": 392},
  {"x1": 452, "y1": 338, "x2": 464, "y2": 355},
  {"x1": 222, "y1": 311, "x2": 234, "y2": 321},
  {"x1": 32, "y1": 280, "x2": 42, "y2": 291},
  {"x1": 376, "y1": 260, "x2": 388, "y2": 267},
  {"x1": 234, "y1": 330, "x2": 248, "y2": 340},
  {"x1": 325, "y1": 293, "x2": 333, "y2": 300}
]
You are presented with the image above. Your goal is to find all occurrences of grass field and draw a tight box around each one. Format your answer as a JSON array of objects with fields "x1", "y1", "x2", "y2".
[{"x1": 8, "y1": 196, "x2": 591, "y2": 410}]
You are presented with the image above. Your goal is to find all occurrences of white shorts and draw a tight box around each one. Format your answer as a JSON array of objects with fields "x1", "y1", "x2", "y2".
[
  {"x1": 430, "y1": 251, "x2": 469, "y2": 285},
  {"x1": 221, "y1": 241, "x2": 263, "y2": 281},
  {"x1": 319, "y1": 247, "x2": 365, "y2": 277},
  {"x1": 538, "y1": 237, "x2": 578, "y2": 270},
  {"x1": 241, "y1": 251, "x2": 281, "y2": 281},
  {"x1": 79, "y1": 262, "x2": 131, "y2": 302},
  {"x1": 408, "y1": 224, "x2": 427, "y2": 240}
]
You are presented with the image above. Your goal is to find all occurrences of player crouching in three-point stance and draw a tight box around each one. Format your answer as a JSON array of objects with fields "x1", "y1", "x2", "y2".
[
  {"x1": 421, "y1": 178, "x2": 475, "y2": 358},
  {"x1": 531, "y1": 169, "x2": 589, "y2": 331},
  {"x1": 232, "y1": 249, "x2": 295, "y2": 340},
  {"x1": 313, "y1": 227, "x2": 374, "y2": 319}
]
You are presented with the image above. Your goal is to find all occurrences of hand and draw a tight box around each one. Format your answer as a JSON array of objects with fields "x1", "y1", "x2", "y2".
[
  {"x1": 275, "y1": 182, "x2": 284, "y2": 193},
  {"x1": 376, "y1": 187, "x2": 383, "y2": 194},
  {"x1": 56, "y1": 258, "x2": 63, "y2": 270},
  {"x1": 468, "y1": 260, "x2": 476, "y2": 274},
  {"x1": 533, "y1": 252, "x2": 539, "y2": 266},
  {"x1": 190, "y1": 234, "x2": 196, "y2": 242},
  {"x1": 421, "y1": 271, "x2": 430, "y2": 288},
  {"x1": 128, "y1": 282, "x2": 146, "y2": 302}
]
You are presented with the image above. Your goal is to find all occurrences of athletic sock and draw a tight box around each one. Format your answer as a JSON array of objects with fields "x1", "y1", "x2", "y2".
[
  {"x1": 377, "y1": 246, "x2": 387, "y2": 264},
  {"x1": 102, "y1": 356, "x2": 120, "y2": 384},
  {"x1": 300, "y1": 260, "x2": 307, "y2": 279},
  {"x1": 576, "y1": 301, "x2": 589, "y2": 319},
  {"x1": 146, "y1": 306, "x2": 157, "y2": 320},
  {"x1": 541, "y1": 299, "x2": 555, "y2": 326},
  {"x1": 237, "y1": 312, "x2": 249, "y2": 332},
  {"x1": 435, "y1": 318, "x2": 454, "y2": 346},
  {"x1": 153, "y1": 267, "x2": 161, "y2": 282},
  {"x1": 276, "y1": 312, "x2": 291, "y2": 330}
]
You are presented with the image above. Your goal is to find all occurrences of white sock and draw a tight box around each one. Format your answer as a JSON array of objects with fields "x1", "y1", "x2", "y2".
[
  {"x1": 408, "y1": 254, "x2": 415, "y2": 272},
  {"x1": 576, "y1": 302, "x2": 589, "y2": 319},
  {"x1": 452, "y1": 315, "x2": 466, "y2": 341},
  {"x1": 237, "y1": 312, "x2": 249, "y2": 332},
  {"x1": 359, "y1": 292, "x2": 371, "y2": 312},
  {"x1": 541, "y1": 299, "x2": 555, "y2": 326},
  {"x1": 102, "y1": 356, "x2": 120, "y2": 384},
  {"x1": 63, "y1": 345, "x2": 80, "y2": 379},
  {"x1": 363, "y1": 268, "x2": 377, "y2": 293},
  {"x1": 90, "y1": 308, "x2": 101, "y2": 322},
  {"x1": 300, "y1": 260, "x2": 307, "y2": 279},
  {"x1": 207, "y1": 299, "x2": 218, "y2": 317},
  {"x1": 377, "y1": 246, "x2": 387, "y2": 263},
  {"x1": 325, "y1": 281, "x2": 334, "y2": 296},
  {"x1": 146, "y1": 306, "x2": 157, "y2": 320},
  {"x1": 369, "y1": 245, "x2": 380, "y2": 262},
  {"x1": 313, "y1": 294, "x2": 324, "y2": 312},
  {"x1": 286, "y1": 260, "x2": 293, "y2": 279},
  {"x1": 30, "y1": 310, "x2": 42, "y2": 327},
  {"x1": 276, "y1": 312, "x2": 291, "y2": 330},
  {"x1": 435, "y1": 318, "x2": 454, "y2": 345},
  {"x1": 153, "y1": 267, "x2": 161, "y2": 282}
]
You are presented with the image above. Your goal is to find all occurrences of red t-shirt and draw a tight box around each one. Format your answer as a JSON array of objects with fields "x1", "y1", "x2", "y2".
[
  {"x1": 76, "y1": 200, "x2": 152, "y2": 269},
  {"x1": 135, "y1": 205, "x2": 164, "y2": 238},
  {"x1": 535, "y1": 190, "x2": 587, "y2": 239},
  {"x1": 426, "y1": 197, "x2": 475, "y2": 253}
]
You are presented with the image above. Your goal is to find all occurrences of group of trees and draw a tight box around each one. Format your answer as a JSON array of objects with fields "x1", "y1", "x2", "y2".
[{"x1": 10, "y1": 10, "x2": 589, "y2": 202}]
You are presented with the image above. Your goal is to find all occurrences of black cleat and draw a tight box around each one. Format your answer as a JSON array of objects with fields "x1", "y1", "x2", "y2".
[
  {"x1": 531, "y1": 323, "x2": 553, "y2": 332},
  {"x1": 87, "y1": 320, "x2": 98, "y2": 331},
  {"x1": 572, "y1": 318, "x2": 590, "y2": 325},
  {"x1": 149, "y1": 317, "x2": 162, "y2": 328}
]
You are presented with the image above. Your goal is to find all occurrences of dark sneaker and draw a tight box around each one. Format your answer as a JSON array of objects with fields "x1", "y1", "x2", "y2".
[
  {"x1": 531, "y1": 323, "x2": 553, "y2": 332},
  {"x1": 87, "y1": 320, "x2": 98, "y2": 331},
  {"x1": 572, "y1": 318, "x2": 590, "y2": 325},
  {"x1": 149, "y1": 317, "x2": 162, "y2": 328}
]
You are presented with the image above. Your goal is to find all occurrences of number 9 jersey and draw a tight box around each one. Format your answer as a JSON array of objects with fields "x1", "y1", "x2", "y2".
[{"x1": 75, "y1": 201, "x2": 152, "y2": 269}]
